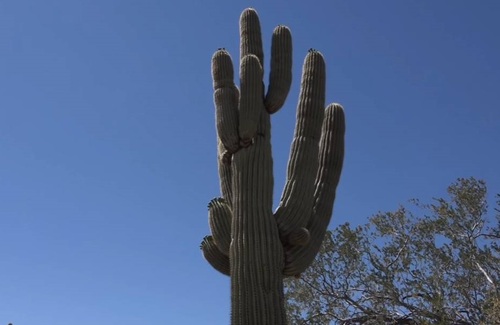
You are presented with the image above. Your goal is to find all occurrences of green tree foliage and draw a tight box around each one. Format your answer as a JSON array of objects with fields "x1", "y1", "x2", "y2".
[{"x1": 285, "y1": 178, "x2": 500, "y2": 325}]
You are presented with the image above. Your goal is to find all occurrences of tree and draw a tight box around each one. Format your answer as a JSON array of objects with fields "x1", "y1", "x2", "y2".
[{"x1": 285, "y1": 178, "x2": 500, "y2": 325}]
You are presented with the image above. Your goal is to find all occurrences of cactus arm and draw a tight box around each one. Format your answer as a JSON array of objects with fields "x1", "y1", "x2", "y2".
[
  {"x1": 212, "y1": 50, "x2": 238, "y2": 203},
  {"x1": 214, "y1": 86, "x2": 240, "y2": 153},
  {"x1": 283, "y1": 103, "x2": 345, "y2": 276},
  {"x1": 313, "y1": 104, "x2": 345, "y2": 218},
  {"x1": 208, "y1": 198, "x2": 233, "y2": 255},
  {"x1": 265, "y1": 25, "x2": 293, "y2": 114},
  {"x1": 200, "y1": 235, "x2": 230, "y2": 276},
  {"x1": 239, "y1": 9, "x2": 264, "y2": 67},
  {"x1": 238, "y1": 54, "x2": 264, "y2": 145},
  {"x1": 274, "y1": 50, "x2": 326, "y2": 244},
  {"x1": 212, "y1": 48, "x2": 236, "y2": 89},
  {"x1": 212, "y1": 50, "x2": 240, "y2": 154}
]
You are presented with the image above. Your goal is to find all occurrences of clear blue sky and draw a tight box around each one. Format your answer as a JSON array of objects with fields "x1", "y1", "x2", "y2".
[{"x1": 1, "y1": 1, "x2": 499, "y2": 324}]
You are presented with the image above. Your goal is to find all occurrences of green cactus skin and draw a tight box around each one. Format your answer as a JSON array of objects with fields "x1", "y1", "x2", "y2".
[{"x1": 200, "y1": 8, "x2": 345, "y2": 325}]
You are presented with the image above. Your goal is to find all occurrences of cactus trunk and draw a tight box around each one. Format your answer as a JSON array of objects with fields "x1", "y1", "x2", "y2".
[
  {"x1": 200, "y1": 8, "x2": 345, "y2": 325},
  {"x1": 231, "y1": 133, "x2": 287, "y2": 324}
]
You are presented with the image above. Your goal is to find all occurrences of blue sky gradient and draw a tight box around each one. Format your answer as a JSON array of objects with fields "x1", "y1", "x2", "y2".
[{"x1": 1, "y1": 1, "x2": 499, "y2": 324}]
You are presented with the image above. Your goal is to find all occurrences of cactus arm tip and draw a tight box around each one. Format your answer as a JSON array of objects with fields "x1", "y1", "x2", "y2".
[{"x1": 200, "y1": 235, "x2": 230, "y2": 276}]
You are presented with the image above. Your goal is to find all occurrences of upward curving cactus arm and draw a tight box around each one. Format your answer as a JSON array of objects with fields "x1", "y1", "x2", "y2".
[
  {"x1": 265, "y1": 25, "x2": 292, "y2": 113},
  {"x1": 283, "y1": 103, "x2": 345, "y2": 276},
  {"x1": 238, "y1": 54, "x2": 264, "y2": 145},
  {"x1": 239, "y1": 9, "x2": 264, "y2": 66},
  {"x1": 274, "y1": 50, "x2": 326, "y2": 244},
  {"x1": 200, "y1": 8, "x2": 345, "y2": 325},
  {"x1": 212, "y1": 50, "x2": 240, "y2": 154}
]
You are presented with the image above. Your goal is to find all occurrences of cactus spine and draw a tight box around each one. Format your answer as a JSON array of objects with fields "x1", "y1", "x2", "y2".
[{"x1": 200, "y1": 8, "x2": 345, "y2": 325}]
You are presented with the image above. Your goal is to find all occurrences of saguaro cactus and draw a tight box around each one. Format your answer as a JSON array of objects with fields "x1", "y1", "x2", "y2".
[{"x1": 200, "y1": 8, "x2": 345, "y2": 325}]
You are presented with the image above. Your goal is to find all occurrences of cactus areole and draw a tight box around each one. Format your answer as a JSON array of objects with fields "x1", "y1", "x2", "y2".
[{"x1": 200, "y1": 8, "x2": 345, "y2": 325}]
